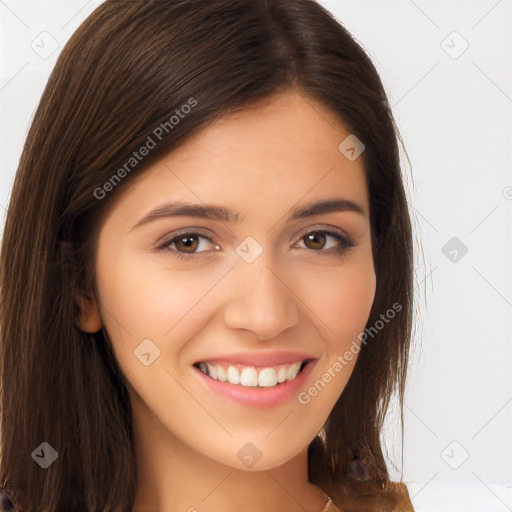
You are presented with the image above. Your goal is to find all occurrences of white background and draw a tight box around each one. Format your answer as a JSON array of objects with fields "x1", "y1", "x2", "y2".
[{"x1": 1, "y1": 1, "x2": 511, "y2": 510}]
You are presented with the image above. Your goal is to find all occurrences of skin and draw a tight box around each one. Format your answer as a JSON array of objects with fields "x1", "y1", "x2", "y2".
[{"x1": 78, "y1": 90, "x2": 376, "y2": 512}]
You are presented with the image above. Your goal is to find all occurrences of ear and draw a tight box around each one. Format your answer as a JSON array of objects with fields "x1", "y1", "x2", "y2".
[
  {"x1": 75, "y1": 291, "x2": 102, "y2": 333},
  {"x1": 58, "y1": 240, "x2": 102, "y2": 333}
]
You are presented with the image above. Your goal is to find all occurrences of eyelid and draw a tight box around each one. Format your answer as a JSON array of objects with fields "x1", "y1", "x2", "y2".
[
  {"x1": 292, "y1": 223, "x2": 351, "y2": 241},
  {"x1": 154, "y1": 227, "x2": 215, "y2": 247}
]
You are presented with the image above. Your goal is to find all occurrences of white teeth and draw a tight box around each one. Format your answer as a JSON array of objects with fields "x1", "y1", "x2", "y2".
[
  {"x1": 197, "y1": 360, "x2": 306, "y2": 387},
  {"x1": 205, "y1": 362, "x2": 217, "y2": 380},
  {"x1": 227, "y1": 365, "x2": 240, "y2": 384},
  {"x1": 240, "y1": 367, "x2": 258, "y2": 387},
  {"x1": 286, "y1": 361, "x2": 302, "y2": 380},
  {"x1": 216, "y1": 365, "x2": 227, "y2": 382},
  {"x1": 258, "y1": 368, "x2": 278, "y2": 387}
]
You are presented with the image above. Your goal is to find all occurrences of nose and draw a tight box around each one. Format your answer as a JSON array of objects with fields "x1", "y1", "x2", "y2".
[{"x1": 223, "y1": 258, "x2": 300, "y2": 340}]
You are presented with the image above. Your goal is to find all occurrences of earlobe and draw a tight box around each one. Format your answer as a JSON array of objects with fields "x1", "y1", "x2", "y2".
[{"x1": 75, "y1": 292, "x2": 103, "y2": 333}]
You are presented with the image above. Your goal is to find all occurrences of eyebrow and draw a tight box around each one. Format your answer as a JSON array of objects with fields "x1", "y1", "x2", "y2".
[{"x1": 129, "y1": 198, "x2": 366, "y2": 232}]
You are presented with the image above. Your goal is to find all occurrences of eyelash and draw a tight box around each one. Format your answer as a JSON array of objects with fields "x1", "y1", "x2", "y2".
[{"x1": 156, "y1": 229, "x2": 354, "y2": 260}]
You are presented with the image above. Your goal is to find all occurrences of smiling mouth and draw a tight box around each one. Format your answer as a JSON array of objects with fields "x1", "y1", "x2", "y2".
[{"x1": 193, "y1": 359, "x2": 312, "y2": 388}]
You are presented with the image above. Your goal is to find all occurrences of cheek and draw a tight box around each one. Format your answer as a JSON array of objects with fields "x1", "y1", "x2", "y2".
[
  {"x1": 301, "y1": 254, "x2": 376, "y2": 346},
  {"x1": 93, "y1": 251, "x2": 214, "y2": 406},
  {"x1": 294, "y1": 255, "x2": 376, "y2": 410},
  {"x1": 94, "y1": 249, "x2": 227, "y2": 370}
]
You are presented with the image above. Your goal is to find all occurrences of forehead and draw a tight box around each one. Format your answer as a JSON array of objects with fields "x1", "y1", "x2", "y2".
[
  {"x1": 108, "y1": 90, "x2": 370, "y2": 222},
  {"x1": 171, "y1": 90, "x2": 361, "y2": 171}
]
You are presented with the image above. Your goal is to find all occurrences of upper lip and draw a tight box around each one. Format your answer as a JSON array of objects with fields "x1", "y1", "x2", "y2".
[{"x1": 194, "y1": 351, "x2": 317, "y2": 367}]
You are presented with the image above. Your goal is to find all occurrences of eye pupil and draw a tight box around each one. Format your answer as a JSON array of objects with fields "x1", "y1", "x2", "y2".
[{"x1": 304, "y1": 232, "x2": 326, "y2": 250}]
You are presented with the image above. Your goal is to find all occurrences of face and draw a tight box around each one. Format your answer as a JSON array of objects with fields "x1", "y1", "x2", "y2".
[{"x1": 87, "y1": 90, "x2": 376, "y2": 472}]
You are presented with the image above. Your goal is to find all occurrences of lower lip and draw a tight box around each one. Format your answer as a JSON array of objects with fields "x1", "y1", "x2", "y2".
[{"x1": 193, "y1": 360, "x2": 317, "y2": 409}]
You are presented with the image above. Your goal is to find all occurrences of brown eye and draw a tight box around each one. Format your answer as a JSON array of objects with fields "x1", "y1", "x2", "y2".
[
  {"x1": 157, "y1": 231, "x2": 220, "y2": 258},
  {"x1": 303, "y1": 232, "x2": 327, "y2": 250},
  {"x1": 174, "y1": 234, "x2": 200, "y2": 253},
  {"x1": 295, "y1": 230, "x2": 354, "y2": 255}
]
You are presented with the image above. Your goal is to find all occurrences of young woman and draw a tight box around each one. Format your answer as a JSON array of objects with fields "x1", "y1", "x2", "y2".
[{"x1": 0, "y1": 1, "x2": 415, "y2": 510}]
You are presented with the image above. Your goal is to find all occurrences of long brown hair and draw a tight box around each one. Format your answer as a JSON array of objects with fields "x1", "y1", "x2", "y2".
[{"x1": 0, "y1": 1, "x2": 414, "y2": 510}]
